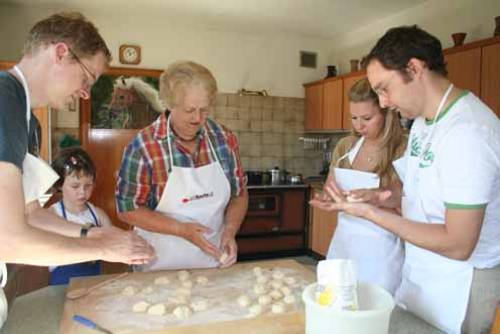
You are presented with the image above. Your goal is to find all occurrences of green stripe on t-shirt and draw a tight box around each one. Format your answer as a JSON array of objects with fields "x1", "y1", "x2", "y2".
[
  {"x1": 425, "y1": 90, "x2": 469, "y2": 125},
  {"x1": 445, "y1": 202, "x2": 487, "y2": 209}
]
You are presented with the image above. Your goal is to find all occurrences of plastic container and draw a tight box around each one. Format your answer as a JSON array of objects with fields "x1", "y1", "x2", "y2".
[{"x1": 302, "y1": 282, "x2": 395, "y2": 334}]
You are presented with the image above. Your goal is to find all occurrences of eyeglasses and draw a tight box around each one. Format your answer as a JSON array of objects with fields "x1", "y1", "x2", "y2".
[
  {"x1": 68, "y1": 47, "x2": 97, "y2": 89},
  {"x1": 372, "y1": 71, "x2": 398, "y2": 98}
]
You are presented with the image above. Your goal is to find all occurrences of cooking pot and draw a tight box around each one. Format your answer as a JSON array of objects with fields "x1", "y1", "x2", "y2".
[
  {"x1": 246, "y1": 171, "x2": 271, "y2": 185},
  {"x1": 269, "y1": 167, "x2": 288, "y2": 185},
  {"x1": 287, "y1": 174, "x2": 303, "y2": 184}
]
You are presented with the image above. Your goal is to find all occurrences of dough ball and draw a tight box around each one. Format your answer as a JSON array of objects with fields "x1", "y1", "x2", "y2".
[
  {"x1": 168, "y1": 295, "x2": 188, "y2": 304},
  {"x1": 141, "y1": 286, "x2": 154, "y2": 294},
  {"x1": 270, "y1": 280, "x2": 283, "y2": 289},
  {"x1": 252, "y1": 266, "x2": 263, "y2": 276},
  {"x1": 256, "y1": 275, "x2": 268, "y2": 284},
  {"x1": 280, "y1": 286, "x2": 292, "y2": 296},
  {"x1": 346, "y1": 194, "x2": 363, "y2": 203},
  {"x1": 271, "y1": 302, "x2": 286, "y2": 314},
  {"x1": 253, "y1": 284, "x2": 267, "y2": 295},
  {"x1": 272, "y1": 270, "x2": 284, "y2": 280},
  {"x1": 177, "y1": 270, "x2": 190, "y2": 281},
  {"x1": 195, "y1": 276, "x2": 209, "y2": 285},
  {"x1": 219, "y1": 252, "x2": 229, "y2": 263},
  {"x1": 147, "y1": 303, "x2": 166, "y2": 316},
  {"x1": 176, "y1": 287, "x2": 192, "y2": 297},
  {"x1": 237, "y1": 294, "x2": 251, "y2": 307},
  {"x1": 172, "y1": 305, "x2": 192, "y2": 319},
  {"x1": 284, "y1": 277, "x2": 296, "y2": 285},
  {"x1": 190, "y1": 299, "x2": 208, "y2": 312},
  {"x1": 283, "y1": 294, "x2": 296, "y2": 304},
  {"x1": 121, "y1": 286, "x2": 136, "y2": 296},
  {"x1": 132, "y1": 301, "x2": 150, "y2": 313},
  {"x1": 257, "y1": 294, "x2": 272, "y2": 305},
  {"x1": 154, "y1": 276, "x2": 170, "y2": 285},
  {"x1": 181, "y1": 280, "x2": 193, "y2": 289},
  {"x1": 269, "y1": 289, "x2": 283, "y2": 300},
  {"x1": 247, "y1": 304, "x2": 262, "y2": 317}
]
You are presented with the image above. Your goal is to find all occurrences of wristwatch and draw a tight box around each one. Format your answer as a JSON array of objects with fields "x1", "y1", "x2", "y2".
[{"x1": 80, "y1": 224, "x2": 95, "y2": 238}]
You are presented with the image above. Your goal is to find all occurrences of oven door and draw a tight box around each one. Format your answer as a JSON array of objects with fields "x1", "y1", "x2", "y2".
[{"x1": 238, "y1": 191, "x2": 282, "y2": 235}]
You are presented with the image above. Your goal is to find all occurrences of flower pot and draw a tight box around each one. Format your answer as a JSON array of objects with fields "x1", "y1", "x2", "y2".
[
  {"x1": 350, "y1": 59, "x2": 359, "y2": 72},
  {"x1": 451, "y1": 32, "x2": 467, "y2": 47},
  {"x1": 495, "y1": 16, "x2": 500, "y2": 36}
]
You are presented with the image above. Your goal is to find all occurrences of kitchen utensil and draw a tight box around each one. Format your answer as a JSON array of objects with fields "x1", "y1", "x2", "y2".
[
  {"x1": 73, "y1": 315, "x2": 113, "y2": 334},
  {"x1": 287, "y1": 174, "x2": 303, "y2": 184},
  {"x1": 269, "y1": 167, "x2": 288, "y2": 185},
  {"x1": 66, "y1": 272, "x2": 128, "y2": 300}
]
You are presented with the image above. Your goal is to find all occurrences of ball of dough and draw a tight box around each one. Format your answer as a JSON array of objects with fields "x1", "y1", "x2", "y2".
[
  {"x1": 258, "y1": 294, "x2": 272, "y2": 305},
  {"x1": 271, "y1": 302, "x2": 286, "y2": 314},
  {"x1": 132, "y1": 301, "x2": 150, "y2": 313},
  {"x1": 237, "y1": 294, "x2": 251, "y2": 307},
  {"x1": 141, "y1": 286, "x2": 154, "y2": 294},
  {"x1": 177, "y1": 270, "x2": 190, "y2": 281},
  {"x1": 147, "y1": 303, "x2": 166, "y2": 316},
  {"x1": 248, "y1": 304, "x2": 262, "y2": 317},
  {"x1": 181, "y1": 280, "x2": 193, "y2": 289},
  {"x1": 190, "y1": 299, "x2": 208, "y2": 312},
  {"x1": 176, "y1": 287, "x2": 192, "y2": 297},
  {"x1": 284, "y1": 277, "x2": 296, "y2": 285},
  {"x1": 280, "y1": 286, "x2": 292, "y2": 296},
  {"x1": 272, "y1": 270, "x2": 284, "y2": 280},
  {"x1": 253, "y1": 284, "x2": 267, "y2": 295},
  {"x1": 121, "y1": 286, "x2": 136, "y2": 296},
  {"x1": 252, "y1": 266, "x2": 263, "y2": 276},
  {"x1": 195, "y1": 276, "x2": 208, "y2": 285},
  {"x1": 256, "y1": 275, "x2": 268, "y2": 284},
  {"x1": 154, "y1": 276, "x2": 170, "y2": 285},
  {"x1": 270, "y1": 280, "x2": 283, "y2": 289},
  {"x1": 269, "y1": 289, "x2": 283, "y2": 300},
  {"x1": 283, "y1": 294, "x2": 296, "y2": 304},
  {"x1": 173, "y1": 305, "x2": 192, "y2": 319},
  {"x1": 219, "y1": 252, "x2": 229, "y2": 263}
]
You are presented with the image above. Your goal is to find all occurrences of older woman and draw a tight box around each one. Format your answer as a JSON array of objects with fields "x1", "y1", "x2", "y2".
[
  {"x1": 116, "y1": 61, "x2": 248, "y2": 271},
  {"x1": 311, "y1": 78, "x2": 407, "y2": 294}
]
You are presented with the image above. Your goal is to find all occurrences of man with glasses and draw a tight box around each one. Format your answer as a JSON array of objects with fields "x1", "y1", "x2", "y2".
[
  {"x1": 0, "y1": 12, "x2": 155, "y2": 325},
  {"x1": 317, "y1": 25, "x2": 499, "y2": 333}
]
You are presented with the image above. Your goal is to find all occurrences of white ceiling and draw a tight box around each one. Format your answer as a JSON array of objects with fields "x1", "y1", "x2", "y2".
[{"x1": 3, "y1": 0, "x2": 428, "y2": 38}]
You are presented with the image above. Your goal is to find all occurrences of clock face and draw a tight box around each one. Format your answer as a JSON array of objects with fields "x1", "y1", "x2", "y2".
[{"x1": 119, "y1": 45, "x2": 141, "y2": 64}]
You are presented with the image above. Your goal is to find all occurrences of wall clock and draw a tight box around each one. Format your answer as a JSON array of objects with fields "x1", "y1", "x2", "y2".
[{"x1": 119, "y1": 44, "x2": 141, "y2": 65}]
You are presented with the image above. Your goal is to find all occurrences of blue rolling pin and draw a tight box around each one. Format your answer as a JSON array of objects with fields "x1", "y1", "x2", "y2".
[{"x1": 72, "y1": 315, "x2": 113, "y2": 334}]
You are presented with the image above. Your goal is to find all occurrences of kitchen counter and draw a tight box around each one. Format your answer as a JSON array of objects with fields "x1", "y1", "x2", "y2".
[{"x1": 1, "y1": 283, "x2": 444, "y2": 334}]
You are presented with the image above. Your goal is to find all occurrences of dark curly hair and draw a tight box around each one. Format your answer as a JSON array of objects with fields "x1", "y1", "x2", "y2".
[
  {"x1": 51, "y1": 147, "x2": 96, "y2": 190},
  {"x1": 362, "y1": 25, "x2": 447, "y2": 79}
]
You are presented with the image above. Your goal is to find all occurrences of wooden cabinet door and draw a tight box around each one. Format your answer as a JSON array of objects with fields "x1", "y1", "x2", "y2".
[
  {"x1": 322, "y1": 79, "x2": 343, "y2": 130},
  {"x1": 481, "y1": 43, "x2": 500, "y2": 117},
  {"x1": 309, "y1": 189, "x2": 337, "y2": 256},
  {"x1": 445, "y1": 47, "x2": 481, "y2": 97},
  {"x1": 32, "y1": 107, "x2": 50, "y2": 162},
  {"x1": 304, "y1": 83, "x2": 323, "y2": 130},
  {"x1": 342, "y1": 73, "x2": 366, "y2": 130}
]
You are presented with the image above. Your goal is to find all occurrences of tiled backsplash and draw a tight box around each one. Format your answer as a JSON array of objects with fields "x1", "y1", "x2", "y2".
[{"x1": 212, "y1": 93, "x2": 344, "y2": 177}]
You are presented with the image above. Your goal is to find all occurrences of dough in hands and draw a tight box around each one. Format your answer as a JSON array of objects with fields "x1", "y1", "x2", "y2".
[
  {"x1": 253, "y1": 284, "x2": 267, "y2": 295},
  {"x1": 247, "y1": 304, "x2": 262, "y2": 317},
  {"x1": 154, "y1": 276, "x2": 170, "y2": 285},
  {"x1": 122, "y1": 286, "x2": 136, "y2": 296},
  {"x1": 190, "y1": 299, "x2": 208, "y2": 312},
  {"x1": 141, "y1": 286, "x2": 154, "y2": 294},
  {"x1": 173, "y1": 305, "x2": 192, "y2": 319},
  {"x1": 147, "y1": 303, "x2": 166, "y2": 316},
  {"x1": 258, "y1": 294, "x2": 272, "y2": 305},
  {"x1": 271, "y1": 302, "x2": 286, "y2": 314},
  {"x1": 219, "y1": 252, "x2": 229, "y2": 263},
  {"x1": 195, "y1": 276, "x2": 209, "y2": 285},
  {"x1": 177, "y1": 270, "x2": 190, "y2": 281},
  {"x1": 237, "y1": 294, "x2": 251, "y2": 307},
  {"x1": 132, "y1": 301, "x2": 150, "y2": 313}
]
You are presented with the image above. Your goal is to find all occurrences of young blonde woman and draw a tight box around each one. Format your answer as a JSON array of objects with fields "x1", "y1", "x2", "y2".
[{"x1": 311, "y1": 77, "x2": 407, "y2": 294}]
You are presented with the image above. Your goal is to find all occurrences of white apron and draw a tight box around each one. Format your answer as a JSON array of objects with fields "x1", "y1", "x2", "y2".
[
  {"x1": 135, "y1": 116, "x2": 231, "y2": 271},
  {"x1": 395, "y1": 84, "x2": 473, "y2": 334},
  {"x1": 327, "y1": 137, "x2": 404, "y2": 295},
  {"x1": 0, "y1": 66, "x2": 59, "y2": 329}
]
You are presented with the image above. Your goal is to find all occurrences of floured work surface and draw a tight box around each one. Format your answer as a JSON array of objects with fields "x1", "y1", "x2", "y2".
[{"x1": 60, "y1": 259, "x2": 315, "y2": 334}]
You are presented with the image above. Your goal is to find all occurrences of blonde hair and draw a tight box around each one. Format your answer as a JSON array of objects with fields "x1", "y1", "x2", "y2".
[
  {"x1": 159, "y1": 61, "x2": 217, "y2": 110},
  {"x1": 342, "y1": 78, "x2": 404, "y2": 187}
]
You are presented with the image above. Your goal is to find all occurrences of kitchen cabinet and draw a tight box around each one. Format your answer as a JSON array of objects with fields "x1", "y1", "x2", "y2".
[
  {"x1": 481, "y1": 41, "x2": 500, "y2": 117},
  {"x1": 444, "y1": 47, "x2": 481, "y2": 97},
  {"x1": 304, "y1": 77, "x2": 343, "y2": 131},
  {"x1": 304, "y1": 81, "x2": 323, "y2": 130},
  {"x1": 342, "y1": 72, "x2": 367, "y2": 130},
  {"x1": 308, "y1": 188, "x2": 337, "y2": 257}
]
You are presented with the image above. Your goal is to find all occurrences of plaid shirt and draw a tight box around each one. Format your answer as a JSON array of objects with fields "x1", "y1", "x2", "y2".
[{"x1": 116, "y1": 113, "x2": 246, "y2": 212}]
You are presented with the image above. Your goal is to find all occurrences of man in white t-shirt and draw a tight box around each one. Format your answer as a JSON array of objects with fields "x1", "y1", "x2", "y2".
[{"x1": 313, "y1": 25, "x2": 499, "y2": 333}]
